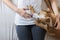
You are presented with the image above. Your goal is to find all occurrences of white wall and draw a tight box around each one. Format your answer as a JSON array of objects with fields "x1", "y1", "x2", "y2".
[{"x1": 0, "y1": 0, "x2": 60, "y2": 40}]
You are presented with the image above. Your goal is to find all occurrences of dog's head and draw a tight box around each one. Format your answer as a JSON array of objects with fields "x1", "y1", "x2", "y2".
[{"x1": 36, "y1": 8, "x2": 51, "y2": 24}]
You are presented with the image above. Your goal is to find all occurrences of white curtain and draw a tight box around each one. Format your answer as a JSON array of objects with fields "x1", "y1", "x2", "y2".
[{"x1": 0, "y1": 0, "x2": 18, "y2": 40}]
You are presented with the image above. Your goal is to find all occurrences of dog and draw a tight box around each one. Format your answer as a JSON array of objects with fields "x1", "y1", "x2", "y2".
[{"x1": 28, "y1": 5, "x2": 60, "y2": 40}]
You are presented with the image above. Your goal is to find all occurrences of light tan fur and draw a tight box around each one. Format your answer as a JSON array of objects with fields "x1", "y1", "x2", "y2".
[{"x1": 28, "y1": 5, "x2": 60, "y2": 40}]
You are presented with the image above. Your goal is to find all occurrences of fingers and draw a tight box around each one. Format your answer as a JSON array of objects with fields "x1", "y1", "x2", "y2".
[
  {"x1": 23, "y1": 13, "x2": 32, "y2": 19},
  {"x1": 54, "y1": 18, "x2": 60, "y2": 30},
  {"x1": 54, "y1": 15, "x2": 60, "y2": 27},
  {"x1": 18, "y1": 9, "x2": 32, "y2": 19},
  {"x1": 55, "y1": 22, "x2": 60, "y2": 30}
]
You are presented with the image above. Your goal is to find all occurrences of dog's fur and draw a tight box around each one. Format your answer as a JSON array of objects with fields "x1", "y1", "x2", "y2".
[
  {"x1": 28, "y1": 5, "x2": 60, "y2": 40},
  {"x1": 35, "y1": 9, "x2": 60, "y2": 40}
]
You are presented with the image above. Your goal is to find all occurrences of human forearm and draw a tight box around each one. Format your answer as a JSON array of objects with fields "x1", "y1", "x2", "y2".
[
  {"x1": 3, "y1": 0, "x2": 27, "y2": 15},
  {"x1": 3, "y1": 0, "x2": 20, "y2": 13},
  {"x1": 50, "y1": 0, "x2": 59, "y2": 16},
  {"x1": 3, "y1": 0, "x2": 32, "y2": 19}
]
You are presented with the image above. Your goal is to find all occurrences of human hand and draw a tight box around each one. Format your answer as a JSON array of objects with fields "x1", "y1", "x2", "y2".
[
  {"x1": 54, "y1": 15, "x2": 60, "y2": 30},
  {"x1": 17, "y1": 8, "x2": 32, "y2": 19}
]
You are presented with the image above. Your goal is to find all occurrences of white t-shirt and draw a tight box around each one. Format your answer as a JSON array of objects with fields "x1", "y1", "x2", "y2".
[{"x1": 15, "y1": 0, "x2": 42, "y2": 25}]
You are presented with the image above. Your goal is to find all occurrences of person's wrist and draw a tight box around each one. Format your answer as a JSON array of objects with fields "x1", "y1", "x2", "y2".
[
  {"x1": 15, "y1": 8, "x2": 21, "y2": 13},
  {"x1": 13, "y1": 8, "x2": 19, "y2": 14},
  {"x1": 55, "y1": 13, "x2": 59, "y2": 17},
  {"x1": 56, "y1": 14, "x2": 60, "y2": 18}
]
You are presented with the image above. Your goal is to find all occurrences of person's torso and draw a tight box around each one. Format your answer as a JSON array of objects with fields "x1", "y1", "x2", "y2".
[{"x1": 15, "y1": 0, "x2": 42, "y2": 25}]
